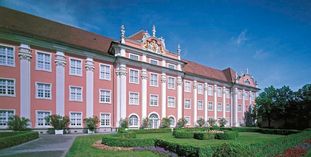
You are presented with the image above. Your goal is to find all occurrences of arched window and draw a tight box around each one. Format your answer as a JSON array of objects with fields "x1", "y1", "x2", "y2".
[
  {"x1": 149, "y1": 113, "x2": 159, "y2": 129},
  {"x1": 244, "y1": 80, "x2": 250, "y2": 85},
  {"x1": 129, "y1": 115, "x2": 139, "y2": 127},
  {"x1": 169, "y1": 117, "x2": 175, "y2": 128}
]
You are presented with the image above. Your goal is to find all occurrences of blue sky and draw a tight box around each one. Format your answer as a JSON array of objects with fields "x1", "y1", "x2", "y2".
[{"x1": 1, "y1": 0, "x2": 311, "y2": 91}]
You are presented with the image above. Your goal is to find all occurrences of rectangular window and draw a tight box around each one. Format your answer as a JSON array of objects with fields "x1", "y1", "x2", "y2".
[
  {"x1": 36, "y1": 111, "x2": 50, "y2": 127},
  {"x1": 129, "y1": 54, "x2": 139, "y2": 61},
  {"x1": 225, "y1": 89, "x2": 230, "y2": 98},
  {"x1": 150, "y1": 73, "x2": 158, "y2": 86},
  {"x1": 168, "y1": 63, "x2": 176, "y2": 69},
  {"x1": 217, "y1": 87, "x2": 222, "y2": 97},
  {"x1": 36, "y1": 52, "x2": 51, "y2": 71},
  {"x1": 208, "y1": 102, "x2": 213, "y2": 111},
  {"x1": 99, "y1": 89, "x2": 111, "y2": 103},
  {"x1": 184, "y1": 116, "x2": 190, "y2": 125},
  {"x1": 36, "y1": 83, "x2": 51, "y2": 99},
  {"x1": 197, "y1": 83, "x2": 203, "y2": 94},
  {"x1": 100, "y1": 113, "x2": 111, "y2": 127},
  {"x1": 129, "y1": 92, "x2": 139, "y2": 105},
  {"x1": 70, "y1": 86, "x2": 82, "y2": 101},
  {"x1": 129, "y1": 69, "x2": 139, "y2": 84},
  {"x1": 184, "y1": 81, "x2": 191, "y2": 92},
  {"x1": 150, "y1": 59, "x2": 158, "y2": 65},
  {"x1": 238, "y1": 90, "x2": 242, "y2": 99},
  {"x1": 150, "y1": 94, "x2": 158, "y2": 106},
  {"x1": 208, "y1": 86, "x2": 213, "y2": 96},
  {"x1": 0, "y1": 110, "x2": 14, "y2": 127},
  {"x1": 217, "y1": 103, "x2": 222, "y2": 111},
  {"x1": 0, "y1": 79, "x2": 15, "y2": 96},
  {"x1": 168, "y1": 96, "x2": 175, "y2": 108},
  {"x1": 197, "y1": 100, "x2": 203, "y2": 110},
  {"x1": 70, "y1": 112, "x2": 82, "y2": 127},
  {"x1": 184, "y1": 99, "x2": 191, "y2": 109},
  {"x1": 226, "y1": 104, "x2": 231, "y2": 112},
  {"x1": 238, "y1": 104, "x2": 242, "y2": 112},
  {"x1": 0, "y1": 45, "x2": 14, "y2": 66},
  {"x1": 167, "y1": 77, "x2": 175, "y2": 89},
  {"x1": 99, "y1": 64, "x2": 111, "y2": 80},
  {"x1": 70, "y1": 58, "x2": 82, "y2": 76},
  {"x1": 245, "y1": 92, "x2": 249, "y2": 100}
]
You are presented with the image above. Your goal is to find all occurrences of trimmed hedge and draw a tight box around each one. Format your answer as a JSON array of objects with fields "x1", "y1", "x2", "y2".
[
  {"x1": 173, "y1": 130, "x2": 194, "y2": 138},
  {"x1": 129, "y1": 128, "x2": 172, "y2": 134},
  {"x1": 215, "y1": 131, "x2": 239, "y2": 140},
  {"x1": 102, "y1": 136, "x2": 155, "y2": 147},
  {"x1": 193, "y1": 132, "x2": 215, "y2": 140},
  {"x1": 155, "y1": 139, "x2": 203, "y2": 156},
  {"x1": 0, "y1": 131, "x2": 39, "y2": 149},
  {"x1": 231, "y1": 127, "x2": 300, "y2": 135}
]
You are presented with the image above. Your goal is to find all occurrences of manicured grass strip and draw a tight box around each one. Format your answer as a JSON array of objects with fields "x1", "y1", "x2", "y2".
[
  {"x1": 102, "y1": 136, "x2": 155, "y2": 147},
  {"x1": 0, "y1": 131, "x2": 39, "y2": 149}
]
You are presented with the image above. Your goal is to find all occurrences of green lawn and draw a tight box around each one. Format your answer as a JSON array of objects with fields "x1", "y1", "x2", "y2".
[{"x1": 66, "y1": 132, "x2": 284, "y2": 157}]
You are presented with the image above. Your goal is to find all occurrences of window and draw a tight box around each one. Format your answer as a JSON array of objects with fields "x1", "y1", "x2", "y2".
[
  {"x1": 208, "y1": 102, "x2": 213, "y2": 110},
  {"x1": 70, "y1": 112, "x2": 82, "y2": 127},
  {"x1": 197, "y1": 83, "x2": 203, "y2": 94},
  {"x1": 36, "y1": 111, "x2": 50, "y2": 127},
  {"x1": 184, "y1": 99, "x2": 191, "y2": 109},
  {"x1": 99, "y1": 64, "x2": 111, "y2": 80},
  {"x1": 129, "y1": 92, "x2": 139, "y2": 105},
  {"x1": 70, "y1": 58, "x2": 82, "y2": 76},
  {"x1": 150, "y1": 59, "x2": 158, "y2": 65},
  {"x1": 0, "y1": 79, "x2": 15, "y2": 96},
  {"x1": 70, "y1": 86, "x2": 82, "y2": 101},
  {"x1": 168, "y1": 64, "x2": 176, "y2": 69},
  {"x1": 238, "y1": 104, "x2": 242, "y2": 112},
  {"x1": 0, "y1": 45, "x2": 14, "y2": 66},
  {"x1": 244, "y1": 80, "x2": 251, "y2": 85},
  {"x1": 150, "y1": 73, "x2": 158, "y2": 86},
  {"x1": 208, "y1": 86, "x2": 213, "y2": 96},
  {"x1": 250, "y1": 92, "x2": 255, "y2": 101},
  {"x1": 245, "y1": 92, "x2": 249, "y2": 100},
  {"x1": 168, "y1": 96, "x2": 175, "y2": 108},
  {"x1": 169, "y1": 117, "x2": 175, "y2": 127},
  {"x1": 99, "y1": 90, "x2": 111, "y2": 103},
  {"x1": 129, "y1": 115, "x2": 139, "y2": 127},
  {"x1": 0, "y1": 110, "x2": 14, "y2": 127},
  {"x1": 217, "y1": 103, "x2": 222, "y2": 111},
  {"x1": 100, "y1": 113, "x2": 111, "y2": 127},
  {"x1": 217, "y1": 87, "x2": 222, "y2": 97},
  {"x1": 184, "y1": 116, "x2": 190, "y2": 125},
  {"x1": 129, "y1": 54, "x2": 139, "y2": 60},
  {"x1": 149, "y1": 113, "x2": 159, "y2": 128},
  {"x1": 197, "y1": 100, "x2": 203, "y2": 110},
  {"x1": 129, "y1": 69, "x2": 139, "y2": 84},
  {"x1": 226, "y1": 104, "x2": 231, "y2": 112},
  {"x1": 226, "y1": 89, "x2": 230, "y2": 98},
  {"x1": 238, "y1": 90, "x2": 242, "y2": 99},
  {"x1": 36, "y1": 52, "x2": 51, "y2": 71},
  {"x1": 150, "y1": 95, "x2": 158, "y2": 106},
  {"x1": 184, "y1": 81, "x2": 191, "y2": 92},
  {"x1": 167, "y1": 77, "x2": 175, "y2": 89},
  {"x1": 36, "y1": 83, "x2": 51, "y2": 99}
]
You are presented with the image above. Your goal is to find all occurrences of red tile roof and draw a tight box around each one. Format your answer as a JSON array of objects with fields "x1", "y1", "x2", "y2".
[
  {"x1": 127, "y1": 30, "x2": 146, "y2": 41},
  {"x1": 0, "y1": 7, "x2": 113, "y2": 54}
]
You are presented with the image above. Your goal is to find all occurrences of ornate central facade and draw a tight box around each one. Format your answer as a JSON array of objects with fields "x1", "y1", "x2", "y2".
[{"x1": 0, "y1": 7, "x2": 258, "y2": 132}]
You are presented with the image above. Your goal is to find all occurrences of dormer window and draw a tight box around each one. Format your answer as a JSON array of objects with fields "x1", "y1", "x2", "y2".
[
  {"x1": 168, "y1": 63, "x2": 176, "y2": 69},
  {"x1": 244, "y1": 80, "x2": 250, "y2": 85},
  {"x1": 129, "y1": 53, "x2": 139, "y2": 61},
  {"x1": 150, "y1": 59, "x2": 158, "y2": 65}
]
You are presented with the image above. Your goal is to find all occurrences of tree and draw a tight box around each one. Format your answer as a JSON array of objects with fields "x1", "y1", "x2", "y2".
[
  {"x1": 196, "y1": 118, "x2": 205, "y2": 127},
  {"x1": 218, "y1": 118, "x2": 227, "y2": 127},
  {"x1": 119, "y1": 118, "x2": 128, "y2": 128},
  {"x1": 45, "y1": 114, "x2": 70, "y2": 130},
  {"x1": 244, "y1": 106, "x2": 256, "y2": 127},
  {"x1": 160, "y1": 118, "x2": 170, "y2": 128},
  {"x1": 176, "y1": 118, "x2": 187, "y2": 128},
  {"x1": 207, "y1": 118, "x2": 217, "y2": 127},
  {"x1": 140, "y1": 118, "x2": 149, "y2": 129},
  {"x1": 8, "y1": 115, "x2": 29, "y2": 131},
  {"x1": 84, "y1": 116, "x2": 100, "y2": 132}
]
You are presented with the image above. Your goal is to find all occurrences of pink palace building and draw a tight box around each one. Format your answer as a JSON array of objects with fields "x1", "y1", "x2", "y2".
[{"x1": 0, "y1": 7, "x2": 259, "y2": 132}]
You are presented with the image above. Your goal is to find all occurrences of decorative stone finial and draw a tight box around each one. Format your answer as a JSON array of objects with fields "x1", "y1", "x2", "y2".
[
  {"x1": 177, "y1": 44, "x2": 181, "y2": 56},
  {"x1": 152, "y1": 25, "x2": 156, "y2": 37},
  {"x1": 120, "y1": 25, "x2": 125, "y2": 43},
  {"x1": 246, "y1": 68, "x2": 249, "y2": 74}
]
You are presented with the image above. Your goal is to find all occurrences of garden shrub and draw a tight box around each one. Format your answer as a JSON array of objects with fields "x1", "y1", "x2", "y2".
[
  {"x1": 215, "y1": 131, "x2": 239, "y2": 140},
  {"x1": 173, "y1": 130, "x2": 194, "y2": 138},
  {"x1": 45, "y1": 114, "x2": 70, "y2": 130},
  {"x1": 84, "y1": 116, "x2": 99, "y2": 132},
  {"x1": 176, "y1": 118, "x2": 187, "y2": 128},
  {"x1": 114, "y1": 132, "x2": 136, "y2": 138},
  {"x1": 212, "y1": 143, "x2": 252, "y2": 157},
  {"x1": 160, "y1": 118, "x2": 170, "y2": 128},
  {"x1": 193, "y1": 132, "x2": 214, "y2": 140},
  {"x1": 8, "y1": 115, "x2": 30, "y2": 131},
  {"x1": 155, "y1": 139, "x2": 200, "y2": 156},
  {"x1": 197, "y1": 118, "x2": 206, "y2": 127},
  {"x1": 0, "y1": 131, "x2": 39, "y2": 149},
  {"x1": 101, "y1": 136, "x2": 154, "y2": 147},
  {"x1": 130, "y1": 128, "x2": 171, "y2": 134}
]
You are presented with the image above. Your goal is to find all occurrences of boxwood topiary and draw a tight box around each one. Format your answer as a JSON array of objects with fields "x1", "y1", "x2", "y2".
[
  {"x1": 173, "y1": 130, "x2": 194, "y2": 138},
  {"x1": 102, "y1": 136, "x2": 155, "y2": 147},
  {"x1": 193, "y1": 132, "x2": 215, "y2": 140},
  {"x1": 215, "y1": 131, "x2": 239, "y2": 140}
]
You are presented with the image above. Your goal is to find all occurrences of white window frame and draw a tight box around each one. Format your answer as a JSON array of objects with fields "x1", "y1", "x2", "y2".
[
  {"x1": 99, "y1": 63, "x2": 111, "y2": 80},
  {"x1": 150, "y1": 94, "x2": 159, "y2": 106},
  {"x1": 35, "y1": 82, "x2": 52, "y2": 99},
  {"x1": 238, "y1": 104, "x2": 242, "y2": 112},
  {"x1": 217, "y1": 103, "x2": 222, "y2": 111},
  {"x1": 208, "y1": 101, "x2": 213, "y2": 111},
  {"x1": 149, "y1": 73, "x2": 158, "y2": 87},
  {"x1": 197, "y1": 83, "x2": 203, "y2": 94},
  {"x1": 184, "y1": 99, "x2": 191, "y2": 109},
  {"x1": 167, "y1": 63, "x2": 176, "y2": 69},
  {"x1": 99, "y1": 89, "x2": 111, "y2": 104},
  {"x1": 69, "y1": 86, "x2": 83, "y2": 102},
  {"x1": 197, "y1": 100, "x2": 203, "y2": 110},
  {"x1": 69, "y1": 57, "x2": 83, "y2": 76},
  {"x1": 184, "y1": 116, "x2": 191, "y2": 126},
  {"x1": 129, "y1": 53, "x2": 139, "y2": 61},
  {"x1": 129, "y1": 92, "x2": 139, "y2": 105},
  {"x1": 167, "y1": 76, "x2": 176, "y2": 90},
  {"x1": 217, "y1": 87, "x2": 222, "y2": 97},
  {"x1": 100, "y1": 112, "x2": 111, "y2": 127},
  {"x1": 208, "y1": 86, "x2": 213, "y2": 96},
  {"x1": 129, "y1": 68, "x2": 139, "y2": 84},
  {"x1": 69, "y1": 112, "x2": 83, "y2": 127},
  {"x1": 150, "y1": 59, "x2": 158, "y2": 65},
  {"x1": 35, "y1": 110, "x2": 51, "y2": 128},
  {"x1": 0, "y1": 43, "x2": 15, "y2": 67},
  {"x1": 0, "y1": 109, "x2": 15, "y2": 128},
  {"x1": 128, "y1": 113, "x2": 139, "y2": 127},
  {"x1": 0, "y1": 78, "x2": 16, "y2": 97},
  {"x1": 35, "y1": 51, "x2": 52, "y2": 72},
  {"x1": 238, "y1": 90, "x2": 242, "y2": 99},
  {"x1": 167, "y1": 96, "x2": 176, "y2": 108},
  {"x1": 226, "y1": 104, "x2": 231, "y2": 112},
  {"x1": 226, "y1": 89, "x2": 230, "y2": 98},
  {"x1": 245, "y1": 92, "x2": 249, "y2": 100},
  {"x1": 168, "y1": 116, "x2": 176, "y2": 128},
  {"x1": 184, "y1": 80, "x2": 191, "y2": 92}
]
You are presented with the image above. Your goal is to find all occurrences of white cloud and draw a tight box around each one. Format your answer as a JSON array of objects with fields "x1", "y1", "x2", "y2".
[
  {"x1": 234, "y1": 29, "x2": 248, "y2": 47},
  {"x1": 253, "y1": 49, "x2": 269, "y2": 60}
]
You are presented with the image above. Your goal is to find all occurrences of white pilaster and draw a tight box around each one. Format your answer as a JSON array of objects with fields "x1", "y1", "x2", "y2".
[
  {"x1": 177, "y1": 76, "x2": 183, "y2": 120},
  {"x1": 233, "y1": 87, "x2": 238, "y2": 127},
  {"x1": 141, "y1": 68, "x2": 147, "y2": 119},
  {"x1": 161, "y1": 73, "x2": 167, "y2": 118},
  {"x1": 193, "y1": 80, "x2": 198, "y2": 125},
  {"x1": 222, "y1": 86, "x2": 226, "y2": 119},
  {"x1": 242, "y1": 89, "x2": 246, "y2": 116},
  {"x1": 19, "y1": 44, "x2": 31, "y2": 122},
  {"x1": 213, "y1": 84, "x2": 217, "y2": 119},
  {"x1": 55, "y1": 51, "x2": 66, "y2": 116},
  {"x1": 204, "y1": 83, "x2": 208, "y2": 121},
  {"x1": 85, "y1": 58, "x2": 94, "y2": 118},
  {"x1": 116, "y1": 63, "x2": 127, "y2": 127}
]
